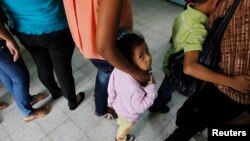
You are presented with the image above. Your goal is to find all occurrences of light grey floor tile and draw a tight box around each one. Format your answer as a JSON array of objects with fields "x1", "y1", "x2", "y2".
[
  {"x1": 10, "y1": 122, "x2": 46, "y2": 141},
  {"x1": 37, "y1": 106, "x2": 68, "y2": 134},
  {"x1": 0, "y1": 124, "x2": 8, "y2": 140},
  {"x1": 72, "y1": 49, "x2": 89, "y2": 71},
  {"x1": 2, "y1": 108, "x2": 25, "y2": 134},
  {"x1": 151, "y1": 68, "x2": 165, "y2": 88},
  {"x1": 0, "y1": 94, "x2": 16, "y2": 115},
  {"x1": 39, "y1": 136, "x2": 52, "y2": 141},
  {"x1": 73, "y1": 70, "x2": 95, "y2": 96},
  {"x1": 87, "y1": 119, "x2": 116, "y2": 141},
  {"x1": 28, "y1": 79, "x2": 47, "y2": 96},
  {"x1": 78, "y1": 62, "x2": 97, "y2": 81},
  {"x1": 77, "y1": 135, "x2": 92, "y2": 141},
  {"x1": 151, "y1": 43, "x2": 171, "y2": 69},
  {"x1": 144, "y1": 111, "x2": 174, "y2": 135},
  {"x1": 48, "y1": 120, "x2": 84, "y2": 141},
  {"x1": 71, "y1": 103, "x2": 100, "y2": 134},
  {"x1": 157, "y1": 115, "x2": 178, "y2": 141},
  {"x1": 0, "y1": 136, "x2": 12, "y2": 141}
]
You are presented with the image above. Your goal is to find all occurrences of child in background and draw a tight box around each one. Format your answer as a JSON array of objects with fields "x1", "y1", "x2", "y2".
[
  {"x1": 108, "y1": 31, "x2": 157, "y2": 141},
  {"x1": 164, "y1": 0, "x2": 250, "y2": 140},
  {"x1": 149, "y1": 0, "x2": 220, "y2": 113}
]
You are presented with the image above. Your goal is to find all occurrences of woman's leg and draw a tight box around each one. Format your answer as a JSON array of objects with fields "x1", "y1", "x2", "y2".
[
  {"x1": 0, "y1": 47, "x2": 33, "y2": 117},
  {"x1": 15, "y1": 29, "x2": 83, "y2": 109},
  {"x1": 90, "y1": 59, "x2": 113, "y2": 116},
  {"x1": 47, "y1": 29, "x2": 81, "y2": 109},
  {"x1": 14, "y1": 32, "x2": 62, "y2": 99}
]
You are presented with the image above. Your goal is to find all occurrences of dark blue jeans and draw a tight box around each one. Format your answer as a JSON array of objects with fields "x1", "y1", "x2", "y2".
[
  {"x1": 90, "y1": 59, "x2": 113, "y2": 115},
  {"x1": 0, "y1": 44, "x2": 33, "y2": 117},
  {"x1": 149, "y1": 76, "x2": 174, "y2": 111}
]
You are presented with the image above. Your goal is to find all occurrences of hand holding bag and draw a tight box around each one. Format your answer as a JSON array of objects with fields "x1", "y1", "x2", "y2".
[{"x1": 167, "y1": 0, "x2": 240, "y2": 96}]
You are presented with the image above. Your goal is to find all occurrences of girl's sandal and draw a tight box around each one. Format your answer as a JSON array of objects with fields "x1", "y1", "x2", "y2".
[{"x1": 95, "y1": 107, "x2": 118, "y2": 120}]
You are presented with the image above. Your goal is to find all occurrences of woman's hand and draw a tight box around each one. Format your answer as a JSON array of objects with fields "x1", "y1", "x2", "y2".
[
  {"x1": 0, "y1": 22, "x2": 20, "y2": 62},
  {"x1": 230, "y1": 75, "x2": 250, "y2": 94},
  {"x1": 5, "y1": 39, "x2": 19, "y2": 62}
]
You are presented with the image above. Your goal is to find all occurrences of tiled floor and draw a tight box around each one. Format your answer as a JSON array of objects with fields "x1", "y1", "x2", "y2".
[{"x1": 0, "y1": 0, "x2": 207, "y2": 141}]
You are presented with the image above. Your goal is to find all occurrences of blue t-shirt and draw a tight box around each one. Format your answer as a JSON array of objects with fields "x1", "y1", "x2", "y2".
[{"x1": 0, "y1": 0, "x2": 68, "y2": 35}]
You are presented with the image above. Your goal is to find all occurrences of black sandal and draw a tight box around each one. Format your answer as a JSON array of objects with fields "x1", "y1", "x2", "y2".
[{"x1": 69, "y1": 92, "x2": 85, "y2": 110}]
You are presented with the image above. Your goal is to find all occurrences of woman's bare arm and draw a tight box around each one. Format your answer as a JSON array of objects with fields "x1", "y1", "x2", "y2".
[{"x1": 96, "y1": 0, "x2": 150, "y2": 83}]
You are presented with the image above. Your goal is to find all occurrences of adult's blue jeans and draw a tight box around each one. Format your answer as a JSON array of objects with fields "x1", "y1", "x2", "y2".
[
  {"x1": 0, "y1": 44, "x2": 33, "y2": 117},
  {"x1": 149, "y1": 76, "x2": 174, "y2": 111},
  {"x1": 90, "y1": 59, "x2": 113, "y2": 115}
]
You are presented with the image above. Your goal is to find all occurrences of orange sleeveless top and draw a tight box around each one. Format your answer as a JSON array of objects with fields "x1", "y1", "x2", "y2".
[{"x1": 63, "y1": 0, "x2": 132, "y2": 60}]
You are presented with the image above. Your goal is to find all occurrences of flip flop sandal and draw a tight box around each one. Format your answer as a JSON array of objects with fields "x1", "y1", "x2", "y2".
[
  {"x1": 30, "y1": 93, "x2": 49, "y2": 105},
  {"x1": 23, "y1": 106, "x2": 50, "y2": 122}
]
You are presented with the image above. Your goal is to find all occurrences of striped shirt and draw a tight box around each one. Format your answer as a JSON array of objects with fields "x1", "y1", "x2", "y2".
[{"x1": 207, "y1": 0, "x2": 250, "y2": 104}]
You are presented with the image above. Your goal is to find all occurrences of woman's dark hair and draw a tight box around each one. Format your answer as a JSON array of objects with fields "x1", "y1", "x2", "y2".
[{"x1": 117, "y1": 32, "x2": 145, "y2": 64}]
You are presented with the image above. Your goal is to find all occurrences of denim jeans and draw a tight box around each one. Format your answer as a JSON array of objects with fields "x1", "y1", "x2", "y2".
[
  {"x1": 90, "y1": 59, "x2": 113, "y2": 115},
  {"x1": 0, "y1": 44, "x2": 33, "y2": 117},
  {"x1": 149, "y1": 76, "x2": 174, "y2": 111}
]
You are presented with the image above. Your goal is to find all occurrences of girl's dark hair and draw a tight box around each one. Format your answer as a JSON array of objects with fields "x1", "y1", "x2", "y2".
[{"x1": 117, "y1": 32, "x2": 145, "y2": 63}]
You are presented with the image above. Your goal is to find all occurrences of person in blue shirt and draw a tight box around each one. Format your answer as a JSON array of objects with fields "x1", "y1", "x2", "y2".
[{"x1": 0, "y1": 0, "x2": 85, "y2": 110}]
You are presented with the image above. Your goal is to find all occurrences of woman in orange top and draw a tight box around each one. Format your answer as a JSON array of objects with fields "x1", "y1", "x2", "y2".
[{"x1": 63, "y1": 0, "x2": 150, "y2": 119}]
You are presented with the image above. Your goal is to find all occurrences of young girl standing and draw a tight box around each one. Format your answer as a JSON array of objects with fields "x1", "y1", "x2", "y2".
[{"x1": 108, "y1": 31, "x2": 157, "y2": 141}]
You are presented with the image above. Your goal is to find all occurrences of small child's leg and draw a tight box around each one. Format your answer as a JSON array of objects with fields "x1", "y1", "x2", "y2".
[
  {"x1": 116, "y1": 116, "x2": 135, "y2": 141},
  {"x1": 149, "y1": 76, "x2": 174, "y2": 113}
]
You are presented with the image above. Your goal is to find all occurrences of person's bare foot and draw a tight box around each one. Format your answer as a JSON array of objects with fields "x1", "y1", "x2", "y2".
[
  {"x1": 30, "y1": 93, "x2": 49, "y2": 106},
  {"x1": 23, "y1": 106, "x2": 50, "y2": 122},
  {"x1": 0, "y1": 102, "x2": 8, "y2": 110}
]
